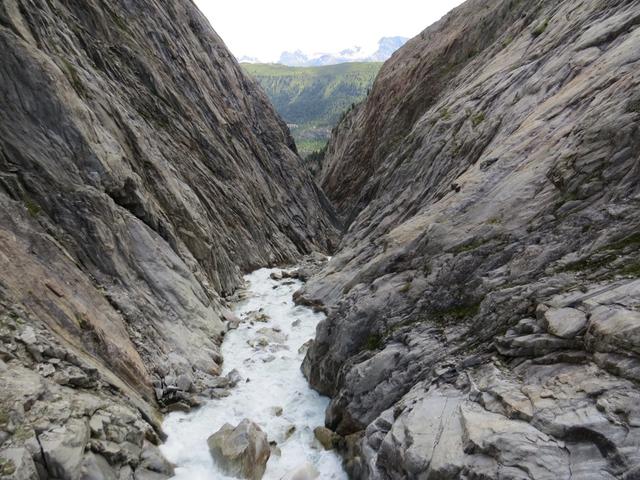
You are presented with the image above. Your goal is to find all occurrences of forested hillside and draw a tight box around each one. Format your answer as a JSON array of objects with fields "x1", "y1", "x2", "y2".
[{"x1": 243, "y1": 62, "x2": 381, "y2": 158}]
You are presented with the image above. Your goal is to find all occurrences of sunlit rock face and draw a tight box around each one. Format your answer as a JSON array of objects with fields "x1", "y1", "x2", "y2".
[
  {"x1": 0, "y1": 0, "x2": 337, "y2": 477},
  {"x1": 303, "y1": 0, "x2": 640, "y2": 477}
]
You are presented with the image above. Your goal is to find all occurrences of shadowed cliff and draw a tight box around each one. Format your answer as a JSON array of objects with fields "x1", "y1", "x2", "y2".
[{"x1": 0, "y1": 0, "x2": 338, "y2": 477}]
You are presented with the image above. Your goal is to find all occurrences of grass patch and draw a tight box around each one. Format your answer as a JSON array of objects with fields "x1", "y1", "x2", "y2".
[
  {"x1": 0, "y1": 458, "x2": 16, "y2": 476},
  {"x1": 559, "y1": 253, "x2": 616, "y2": 273},
  {"x1": 447, "y1": 238, "x2": 488, "y2": 255},
  {"x1": 12, "y1": 425, "x2": 34, "y2": 441},
  {"x1": 619, "y1": 262, "x2": 640, "y2": 278},
  {"x1": 298, "y1": 139, "x2": 328, "y2": 158},
  {"x1": 532, "y1": 19, "x2": 549, "y2": 37},
  {"x1": 607, "y1": 232, "x2": 640, "y2": 250},
  {"x1": 24, "y1": 198, "x2": 41, "y2": 217},
  {"x1": 0, "y1": 407, "x2": 9, "y2": 426},
  {"x1": 62, "y1": 59, "x2": 87, "y2": 97},
  {"x1": 471, "y1": 112, "x2": 485, "y2": 127},
  {"x1": 432, "y1": 302, "x2": 481, "y2": 323},
  {"x1": 364, "y1": 334, "x2": 383, "y2": 351},
  {"x1": 627, "y1": 99, "x2": 640, "y2": 114},
  {"x1": 107, "y1": 9, "x2": 130, "y2": 32},
  {"x1": 559, "y1": 232, "x2": 640, "y2": 273}
]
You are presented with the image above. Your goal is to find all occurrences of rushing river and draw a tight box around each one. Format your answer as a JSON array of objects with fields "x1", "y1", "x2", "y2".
[{"x1": 161, "y1": 268, "x2": 347, "y2": 479}]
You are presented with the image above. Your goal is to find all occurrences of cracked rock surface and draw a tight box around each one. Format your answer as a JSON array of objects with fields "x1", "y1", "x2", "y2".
[{"x1": 301, "y1": 0, "x2": 640, "y2": 478}]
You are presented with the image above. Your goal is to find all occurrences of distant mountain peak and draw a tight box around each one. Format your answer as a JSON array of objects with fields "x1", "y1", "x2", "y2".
[{"x1": 276, "y1": 36, "x2": 409, "y2": 67}]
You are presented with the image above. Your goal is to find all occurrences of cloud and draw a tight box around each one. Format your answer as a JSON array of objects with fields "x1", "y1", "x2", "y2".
[{"x1": 194, "y1": 0, "x2": 466, "y2": 62}]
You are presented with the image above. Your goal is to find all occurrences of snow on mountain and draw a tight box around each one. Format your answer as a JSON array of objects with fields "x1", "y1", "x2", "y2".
[{"x1": 276, "y1": 36, "x2": 408, "y2": 66}]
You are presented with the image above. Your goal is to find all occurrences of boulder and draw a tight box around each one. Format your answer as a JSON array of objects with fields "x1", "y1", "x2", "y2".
[
  {"x1": 298, "y1": 340, "x2": 313, "y2": 355},
  {"x1": 543, "y1": 308, "x2": 587, "y2": 338},
  {"x1": 38, "y1": 419, "x2": 89, "y2": 479},
  {"x1": 79, "y1": 452, "x2": 117, "y2": 480},
  {"x1": 313, "y1": 427, "x2": 340, "y2": 450},
  {"x1": 586, "y1": 305, "x2": 640, "y2": 355},
  {"x1": 175, "y1": 374, "x2": 192, "y2": 392},
  {"x1": 255, "y1": 328, "x2": 287, "y2": 344},
  {"x1": 245, "y1": 311, "x2": 270, "y2": 324},
  {"x1": 139, "y1": 444, "x2": 174, "y2": 475},
  {"x1": 269, "y1": 406, "x2": 283, "y2": 417},
  {"x1": 207, "y1": 419, "x2": 270, "y2": 480}
]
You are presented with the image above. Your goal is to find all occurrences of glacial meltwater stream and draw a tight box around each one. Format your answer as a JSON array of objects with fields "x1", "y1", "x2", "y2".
[{"x1": 161, "y1": 268, "x2": 347, "y2": 479}]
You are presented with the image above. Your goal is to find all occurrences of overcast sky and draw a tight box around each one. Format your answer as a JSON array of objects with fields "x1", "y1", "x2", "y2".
[{"x1": 193, "y1": 0, "x2": 466, "y2": 62}]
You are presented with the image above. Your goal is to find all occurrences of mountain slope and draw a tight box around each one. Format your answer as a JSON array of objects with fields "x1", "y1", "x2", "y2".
[
  {"x1": 0, "y1": 0, "x2": 337, "y2": 477},
  {"x1": 301, "y1": 0, "x2": 640, "y2": 478},
  {"x1": 243, "y1": 62, "x2": 381, "y2": 157}
]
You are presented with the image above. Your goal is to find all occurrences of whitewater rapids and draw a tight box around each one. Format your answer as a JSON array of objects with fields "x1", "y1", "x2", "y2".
[{"x1": 161, "y1": 268, "x2": 347, "y2": 479}]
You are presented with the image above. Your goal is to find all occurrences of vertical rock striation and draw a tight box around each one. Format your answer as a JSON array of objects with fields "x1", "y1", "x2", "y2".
[
  {"x1": 302, "y1": 0, "x2": 640, "y2": 478},
  {"x1": 0, "y1": 0, "x2": 337, "y2": 477}
]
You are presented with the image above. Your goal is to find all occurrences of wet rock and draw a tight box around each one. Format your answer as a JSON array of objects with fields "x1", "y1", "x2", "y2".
[
  {"x1": 313, "y1": 427, "x2": 340, "y2": 450},
  {"x1": 298, "y1": 340, "x2": 313, "y2": 355},
  {"x1": 269, "y1": 441, "x2": 281, "y2": 458},
  {"x1": 226, "y1": 370, "x2": 242, "y2": 388},
  {"x1": 245, "y1": 311, "x2": 271, "y2": 324},
  {"x1": 207, "y1": 419, "x2": 270, "y2": 480},
  {"x1": 255, "y1": 328, "x2": 287, "y2": 344},
  {"x1": 284, "y1": 425, "x2": 296, "y2": 440}
]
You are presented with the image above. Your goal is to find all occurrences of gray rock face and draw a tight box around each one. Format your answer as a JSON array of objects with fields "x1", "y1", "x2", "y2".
[
  {"x1": 543, "y1": 307, "x2": 588, "y2": 338},
  {"x1": 207, "y1": 419, "x2": 270, "y2": 480},
  {"x1": 301, "y1": 0, "x2": 640, "y2": 478},
  {"x1": 0, "y1": 0, "x2": 336, "y2": 476}
]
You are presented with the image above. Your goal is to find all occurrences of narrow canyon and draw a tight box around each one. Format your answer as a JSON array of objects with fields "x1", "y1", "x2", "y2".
[{"x1": 1, "y1": 0, "x2": 639, "y2": 479}]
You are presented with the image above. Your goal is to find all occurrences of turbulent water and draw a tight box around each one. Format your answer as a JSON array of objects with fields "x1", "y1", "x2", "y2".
[{"x1": 161, "y1": 268, "x2": 347, "y2": 479}]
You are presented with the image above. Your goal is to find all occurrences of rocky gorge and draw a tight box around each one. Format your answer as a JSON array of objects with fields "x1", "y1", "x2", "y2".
[{"x1": 1, "y1": 0, "x2": 640, "y2": 479}]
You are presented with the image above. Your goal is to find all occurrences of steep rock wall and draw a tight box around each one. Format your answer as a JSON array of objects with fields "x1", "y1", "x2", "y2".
[
  {"x1": 304, "y1": 0, "x2": 640, "y2": 478},
  {"x1": 0, "y1": 0, "x2": 338, "y2": 477}
]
